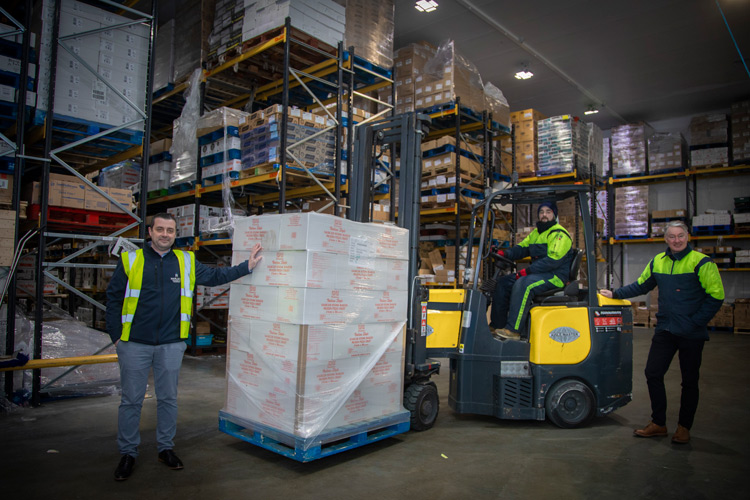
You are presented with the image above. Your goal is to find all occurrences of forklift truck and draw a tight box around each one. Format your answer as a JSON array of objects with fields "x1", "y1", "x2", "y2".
[{"x1": 350, "y1": 113, "x2": 633, "y2": 430}]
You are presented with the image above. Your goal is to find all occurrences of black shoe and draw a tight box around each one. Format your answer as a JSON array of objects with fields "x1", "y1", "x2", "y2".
[
  {"x1": 158, "y1": 449, "x2": 184, "y2": 470},
  {"x1": 114, "y1": 454, "x2": 135, "y2": 481}
]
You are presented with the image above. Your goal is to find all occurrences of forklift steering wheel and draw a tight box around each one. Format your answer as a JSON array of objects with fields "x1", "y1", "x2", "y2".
[{"x1": 490, "y1": 252, "x2": 515, "y2": 270}]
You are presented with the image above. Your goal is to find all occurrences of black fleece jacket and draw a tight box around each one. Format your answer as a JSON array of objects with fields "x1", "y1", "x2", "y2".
[{"x1": 106, "y1": 243, "x2": 250, "y2": 345}]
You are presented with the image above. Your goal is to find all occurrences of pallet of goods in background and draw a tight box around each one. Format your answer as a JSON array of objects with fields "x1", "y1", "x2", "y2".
[
  {"x1": 689, "y1": 114, "x2": 729, "y2": 169},
  {"x1": 730, "y1": 100, "x2": 750, "y2": 165}
]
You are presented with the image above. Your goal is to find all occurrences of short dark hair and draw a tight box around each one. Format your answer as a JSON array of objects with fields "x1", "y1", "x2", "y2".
[{"x1": 151, "y1": 213, "x2": 176, "y2": 226}]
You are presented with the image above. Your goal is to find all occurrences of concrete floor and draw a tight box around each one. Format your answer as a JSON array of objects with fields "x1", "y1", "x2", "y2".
[{"x1": 2, "y1": 328, "x2": 750, "y2": 499}]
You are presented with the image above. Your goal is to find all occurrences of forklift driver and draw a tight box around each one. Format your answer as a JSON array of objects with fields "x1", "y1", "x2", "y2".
[{"x1": 490, "y1": 201, "x2": 574, "y2": 340}]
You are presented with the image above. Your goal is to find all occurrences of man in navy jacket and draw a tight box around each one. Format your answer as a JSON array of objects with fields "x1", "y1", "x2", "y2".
[
  {"x1": 106, "y1": 213, "x2": 261, "y2": 480},
  {"x1": 600, "y1": 221, "x2": 723, "y2": 444}
]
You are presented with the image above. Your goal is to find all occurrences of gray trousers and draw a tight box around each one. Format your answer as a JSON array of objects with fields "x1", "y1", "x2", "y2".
[{"x1": 116, "y1": 340, "x2": 187, "y2": 457}]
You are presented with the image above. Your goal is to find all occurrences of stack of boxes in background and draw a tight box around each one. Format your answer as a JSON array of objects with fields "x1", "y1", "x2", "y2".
[
  {"x1": 240, "y1": 104, "x2": 335, "y2": 175},
  {"x1": 650, "y1": 208, "x2": 687, "y2": 238},
  {"x1": 173, "y1": 0, "x2": 216, "y2": 83},
  {"x1": 603, "y1": 137, "x2": 610, "y2": 176},
  {"x1": 734, "y1": 299, "x2": 750, "y2": 332},
  {"x1": 614, "y1": 186, "x2": 649, "y2": 238},
  {"x1": 610, "y1": 123, "x2": 652, "y2": 177},
  {"x1": 586, "y1": 122, "x2": 604, "y2": 178},
  {"x1": 393, "y1": 42, "x2": 433, "y2": 115},
  {"x1": 198, "y1": 107, "x2": 247, "y2": 183},
  {"x1": 16, "y1": 254, "x2": 57, "y2": 296},
  {"x1": 731, "y1": 101, "x2": 750, "y2": 165},
  {"x1": 339, "y1": 0, "x2": 394, "y2": 69},
  {"x1": 0, "y1": 23, "x2": 37, "y2": 131},
  {"x1": 511, "y1": 108, "x2": 546, "y2": 178},
  {"x1": 167, "y1": 204, "x2": 226, "y2": 238},
  {"x1": 152, "y1": 19, "x2": 174, "y2": 92},
  {"x1": 631, "y1": 301, "x2": 649, "y2": 327},
  {"x1": 734, "y1": 197, "x2": 750, "y2": 234},
  {"x1": 26, "y1": 172, "x2": 132, "y2": 213},
  {"x1": 224, "y1": 213, "x2": 408, "y2": 442},
  {"x1": 708, "y1": 304, "x2": 734, "y2": 330},
  {"x1": 36, "y1": 0, "x2": 149, "y2": 128},
  {"x1": 98, "y1": 160, "x2": 141, "y2": 190},
  {"x1": 243, "y1": 0, "x2": 344, "y2": 49},
  {"x1": 647, "y1": 133, "x2": 687, "y2": 174},
  {"x1": 537, "y1": 115, "x2": 589, "y2": 177},
  {"x1": 691, "y1": 209, "x2": 732, "y2": 234},
  {"x1": 416, "y1": 40, "x2": 485, "y2": 113},
  {"x1": 146, "y1": 139, "x2": 172, "y2": 192},
  {"x1": 689, "y1": 114, "x2": 729, "y2": 168},
  {"x1": 0, "y1": 210, "x2": 15, "y2": 267}
]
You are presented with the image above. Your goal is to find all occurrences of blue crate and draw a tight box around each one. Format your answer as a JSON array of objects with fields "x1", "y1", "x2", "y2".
[
  {"x1": 614, "y1": 234, "x2": 650, "y2": 240},
  {"x1": 149, "y1": 151, "x2": 173, "y2": 164},
  {"x1": 185, "y1": 334, "x2": 213, "y2": 346},
  {"x1": 198, "y1": 126, "x2": 239, "y2": 145},
  {"x1": 202, "y1": 170, "x2": 240, "y2": 186},
  {"x1": 167, "y1": 181, "x2": 196, "y2": 194},
  {"x1": 218, "y1": 409, "x2": 410, "y2": 462},
  {"x1": 200, "y1": 149, "x2": 241, "y2": 167}
]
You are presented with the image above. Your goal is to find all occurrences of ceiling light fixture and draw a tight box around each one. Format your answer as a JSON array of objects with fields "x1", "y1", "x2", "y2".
[
  {"x1": 415, "y1": 0, "x2": 439, "y2": 13},
  {"x1": 514, "y1": 63, "x2": 533, "y2": 80},
  {"x1": 584, "y1": 105, "x2": 599, "y2": 115}
]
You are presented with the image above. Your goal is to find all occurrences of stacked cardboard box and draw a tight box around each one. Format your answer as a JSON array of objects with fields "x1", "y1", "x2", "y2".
[
  {"x1": 537, "y1": 115, "x2": 589, "y2": 176},
  {"x1": 692, "y1": 210, "x2": 732, "y2": 230},
  {"x1": 648, "y1": 133, "x2": 687, "y2": 173},
  {"x1": 173, "y1": 0, "x2": 216, "y2": 83},
  {"x1": 0, "y1": 210, "x2": 15, "y2": 266},
  {"x1": 98, "y1": 160, "x2": 141, "y2": 190},
  {"x1": 614, "y1": 186, "x2": 649, "y2": 237},
  {"x1": 147, "y1": 139, "x2": 172, "y2": 192},
  {"x1": 730, "y1": 101, "x2": 750, "y2": 164},
  {"x1": 167, "y1": 204, "x2": 227, "y2": 238},
  {"x1": 510, "y1": 108, "x2": 546, "y2": 177},
  {"x1": 736, "y1": 249, "x2": 750, "y2": 267},
  {"x1": 734, "y1": 299, "x2": 750, "y2": 331},
  {"x1": 650, "y1": 208, "x2": 687, "y2": 237},
  {"x1": 197, "y1": 283, "x2": 230, "y2": 309},
  {"x1": 225, "y1": 213, "x2": 408, "y2": 442},
  {"x1": 631, "y1": 302, "x2": 649, "y2": 326},
  {"x1": 153, "y1": 19, "x2": 175, "y2": 92},
  {"x1": 648, "y1": 289, "x2": 658, "y2": 328},
  {"x1": 708, "y1": 304, "x2": 733, "y2": 329},
  {"x1": 689, "y1": 114, "x2": 729, "y2": 168},
  {"x1": 603, "y1": 137, "x2": 611, "y2": 176},
  {"x1": 240, "y1": 104, "x2": 336, "y2": 175},
  {"x1": 240, "y1": 0, "x2": 344, "y2": 48},
  {"x1": 393, "y1": 43, "x2": 436, "y2": 115},
  {"x1": 36, "y1": 0, "x2": 150, "y2": 128},
  {"x1": 611, "y1": 123, "x2": 653, "y2": 177},
  {"x1": 416, "y1": 40, "x2": 485, "y2": 112},
  {"x1": 0, "y1": 172, "x2": 13, "y2": 205},
  {"x1": 340, "y1": 0, "x2": 394, "y2": 69},
  {"x1": 0, "y1": 23, "x2": 37, "y2": 119},
  {"x1": 586, "y1": 122, "x2": 604, "y2": 178},
  {"x1": 198, "y1": 107, "x2": 248, "y2": 182}
]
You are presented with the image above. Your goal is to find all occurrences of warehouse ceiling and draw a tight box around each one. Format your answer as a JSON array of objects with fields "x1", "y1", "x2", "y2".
[{"x1": 394, "y1": 0, "x2": 750, "y2": 130}]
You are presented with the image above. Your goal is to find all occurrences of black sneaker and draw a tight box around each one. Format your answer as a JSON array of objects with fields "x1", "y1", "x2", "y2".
[
  {"x1": 158, "y1": 449, "x2": 184, "y2": 470},
  {"x1": 114, "y1": 454, "x2": 135, "y2": 481}
]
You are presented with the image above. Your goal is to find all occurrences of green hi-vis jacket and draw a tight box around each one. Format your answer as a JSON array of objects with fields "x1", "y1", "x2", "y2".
[
  {"x1": 614, "y1": 244, "x2": 724, "y2": 340},
  {"x1": 505, "y1": 222, "x2": 574, "y2": 283}
]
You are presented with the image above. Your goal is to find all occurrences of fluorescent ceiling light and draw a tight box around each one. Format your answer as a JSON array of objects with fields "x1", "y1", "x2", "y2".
[
  {"x1": 584, "y1": 105, "x2": 599, "y2": 115},
  {"x1": 415, "y1": 0, "x2": 439, "y2": 13},
  {"x1": 514, "y1": 69, "x2": 533, "y2": 80}
]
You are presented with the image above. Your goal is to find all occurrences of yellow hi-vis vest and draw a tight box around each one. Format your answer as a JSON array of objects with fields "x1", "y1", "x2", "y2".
[{"x1": 120, "y1": 249, "x2": 196, "y2": 341}]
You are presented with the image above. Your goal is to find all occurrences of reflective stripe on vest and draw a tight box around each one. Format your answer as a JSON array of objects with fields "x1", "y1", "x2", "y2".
[{"x1": 120, "y1": 249, "x2": 196, "y2": 341}]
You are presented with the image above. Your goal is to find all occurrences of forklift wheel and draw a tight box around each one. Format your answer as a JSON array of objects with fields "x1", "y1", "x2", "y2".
[
  {"x1": 404, "y1": 382, "x2": 439, "y2": 431},
  {"x1": 545, "y1": 379, "x2": 595, "y2": 429}
]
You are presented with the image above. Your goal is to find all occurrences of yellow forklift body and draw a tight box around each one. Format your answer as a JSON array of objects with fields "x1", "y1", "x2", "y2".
[
  {"x1": 529, "y1": 306, "x2": 591, "y2": 365},
  {"x1": 426, "y1": 288, "x2": 465, "y2": 349}
]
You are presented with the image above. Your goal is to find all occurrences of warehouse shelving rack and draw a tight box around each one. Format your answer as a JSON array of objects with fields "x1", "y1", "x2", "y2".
[
  {"x1": 2, "y1": 0, "x2": 157, "y2": 405},
  {"x1": 603, "y1": 163, "x2": 750, "y2": 289}
]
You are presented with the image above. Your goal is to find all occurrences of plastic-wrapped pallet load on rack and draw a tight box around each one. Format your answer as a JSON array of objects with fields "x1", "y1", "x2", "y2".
[
  {"x1": 337, "y1": 0, "x2": 394, "y2": 69},
  {"x1": 536, "y1": 115, "x2": 589, "y2": 177},
  {"x1": 240, "y1": 0, "x2": 345, "y2": 48},
  {"x1": 689, "y1": 114, "x2": 729, "y2": 168},
  {"x1": 419, "y1": 40, "x2": 485, "y2": 113},
  {"x1": 648, "y1": 133, "x2": 687, "y2": 174},
  {"x1": 152, "y1": 19, "x2": 175, "y2": 93},
  {"x1": 221, "y1": 213, "x2": 410, "y2": 458},
  {"x1": 36, "y1": 0, "x2": 150, "y2": 128},
  {"x1": 610, "y1": 122, "x2": 653, "y2": 177},
  {"x1": 170, "y1": 69, "x2": 203, "y2": 186},
  {"x1": 173, "y1": 0, "x2": 216, "y2": 83},
  {"x1": 614, "y1": 185, "x2": 649, "y2": 238},
  {"x1": 731, "y1": 100, "x2": 750, "y2": 165},
  {"x1": 145, "y1": 139, "x2": 172, "y2": 192},
  {"x1": 511, "y1": 108, "x2": 547, "y2": 177},
  {"x1": 198, "y1": 107, "x2": 248, "y2": 181},
  {"x1": 586, "y1": 122, "x2": 604, "y2": 178}
]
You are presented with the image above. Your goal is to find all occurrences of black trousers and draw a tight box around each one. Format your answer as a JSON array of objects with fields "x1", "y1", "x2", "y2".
[{"x1": 644, "y1": 330, "x2": 705, "y2": 429}]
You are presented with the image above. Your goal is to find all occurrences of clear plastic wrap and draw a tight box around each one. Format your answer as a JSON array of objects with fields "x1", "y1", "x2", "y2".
[
  {"x1": 170, "y1": 68, "x2": 203, "y2": 186},
  {"x1": 222, "y1": 213, "x2": 410, "y2": 450},
  {"x1": 611, "y1": 122, "x2": 653, "y2": 177},
  {"x1": 614, "y1": 185, "x2": 649, "y2": 237},
  {"x1": 421, "y1": 39, "x2": 485, "y2": 112},
  {"x1": 647, "y1": 132, "x2": 687, "y2": 173},
  {"x1": 343, "y1": 0, "x2": 394, "y2": 69},
  {"x1": 98, "y1": 160, "x2": 141, "y2": 189},
  {"x1": 537, "y1": 115, "x2": 589, "y2": 176},
  {"x1": 5, "y1": 307, "x2": 118, "y2": 398},
  {"x1": 585, "y1": 122, "x2": 604, "y2": 178},
  {"x1": 483, "y1": 82, "x2": 510, "y2": 127}
]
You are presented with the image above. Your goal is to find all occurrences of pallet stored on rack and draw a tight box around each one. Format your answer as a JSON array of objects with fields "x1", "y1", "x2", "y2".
[{"x1": 27, "y1": 204, "x2": 134, "y2": 233}]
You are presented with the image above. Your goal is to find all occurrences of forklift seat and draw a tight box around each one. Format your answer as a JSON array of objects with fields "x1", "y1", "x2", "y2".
[{"x1": 532, "y1": 249, "x2": 583, "y2": 305}]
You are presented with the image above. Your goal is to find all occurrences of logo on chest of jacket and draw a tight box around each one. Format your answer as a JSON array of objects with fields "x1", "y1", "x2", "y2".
[{"x1": 171, "y1": 274, "x2": 180, "y2": 284}]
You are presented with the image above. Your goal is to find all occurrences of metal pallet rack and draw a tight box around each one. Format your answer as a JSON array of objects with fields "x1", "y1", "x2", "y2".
[{"x1": 3, "y1": 0, "x2": 156, "y2": 405}]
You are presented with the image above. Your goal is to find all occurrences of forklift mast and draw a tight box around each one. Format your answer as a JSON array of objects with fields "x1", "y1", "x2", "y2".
[{"x1": 348, "y1": 112, "x2": 439, "y2": 384}]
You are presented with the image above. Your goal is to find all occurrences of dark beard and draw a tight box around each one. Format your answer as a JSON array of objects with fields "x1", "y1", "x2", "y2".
[{"x1": 536, "y1": 219, "x2": 555, "y2": 233}]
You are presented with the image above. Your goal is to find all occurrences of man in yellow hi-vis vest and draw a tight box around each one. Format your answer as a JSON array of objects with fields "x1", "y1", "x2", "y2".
[{"x1": 106, "y1": 213, "x2": 262, "y2": 481}]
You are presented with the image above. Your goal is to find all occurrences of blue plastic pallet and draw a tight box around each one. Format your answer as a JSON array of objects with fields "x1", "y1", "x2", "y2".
[
  {"x1": 202, "y1": 170, "x2": 240, "y2": 186},
  {"x1": 167, "y1": 180, "x2": 196, "y2": 194},
  {"x1": 218, "y1": 409, "x2": 410, "y2": 462},
  {"x1": 51, "y1": 114, "x2": 144, "y2": 149},
  {"x1": 149, "y1": 151, "x2": 173, "y2": 164},
  {"x1": 614, "y1": 234, "x2": 650, "y2": 240},
  {"x1": 200, "y1": 149, "x2": 241, "y2": 167},
  {"x1": 422, "y1": 144, "x2": 485, "y2": 164},
  {"x1": 692, "y1": 225, "x2": 732, "y2": 236},
  {"x1": 174, "y1": 236, "x2": 195, "y2": 248}
]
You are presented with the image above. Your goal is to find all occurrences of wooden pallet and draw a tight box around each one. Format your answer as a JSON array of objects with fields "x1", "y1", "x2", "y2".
[{"x1": 734, "y1": 328, "x2": 750, "y2": 335}]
